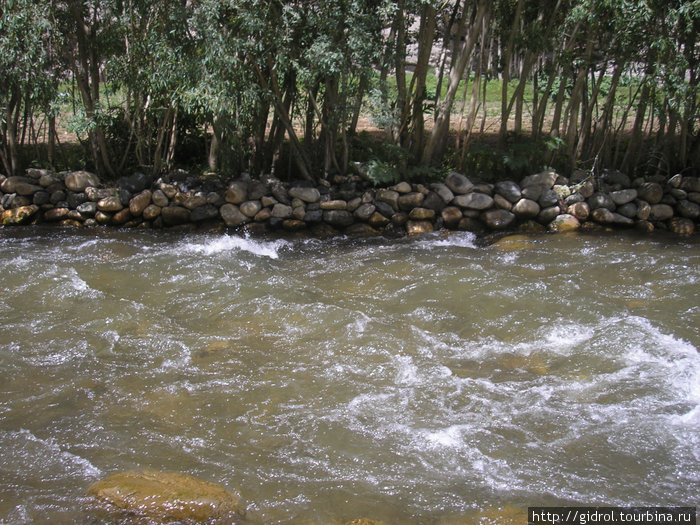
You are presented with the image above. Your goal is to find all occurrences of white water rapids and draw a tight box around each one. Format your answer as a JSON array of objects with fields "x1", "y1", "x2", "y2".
[{"x1": 0, "y1": 228, "x2": 698, "y2": 523}]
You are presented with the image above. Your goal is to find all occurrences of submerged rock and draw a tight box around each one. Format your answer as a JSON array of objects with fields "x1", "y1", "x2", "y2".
[{"x1": 87, "y1": 470, "x2": 244, "y2": 522}]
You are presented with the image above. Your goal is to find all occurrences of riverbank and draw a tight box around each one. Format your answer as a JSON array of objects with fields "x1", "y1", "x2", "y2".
[{"x1": 1, "y1": 168, "x2": 698, "y2": 236}]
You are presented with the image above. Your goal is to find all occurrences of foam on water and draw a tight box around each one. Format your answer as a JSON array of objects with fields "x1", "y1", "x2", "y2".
[{"x1": 179, "y1": 234, "x2": 291, "y2": 259}]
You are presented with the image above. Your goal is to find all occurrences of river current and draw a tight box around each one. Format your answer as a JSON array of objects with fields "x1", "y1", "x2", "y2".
[{"x1": 0, "y1": 228, "x2": 698, "y2": 524}]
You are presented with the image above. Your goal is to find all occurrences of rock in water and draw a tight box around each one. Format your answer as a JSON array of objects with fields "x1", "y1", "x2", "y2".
[{"x1": 87, "y1": 470, "x2": 244, "y2": 522}]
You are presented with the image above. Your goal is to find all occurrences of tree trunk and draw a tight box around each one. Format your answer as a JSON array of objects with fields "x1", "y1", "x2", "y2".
[
  {"x1": 408, "y1": 3, "x2": 437, "y2": 158},
  {"x1": 423, "y1": 0, "x2": 489, "y2": 165}
]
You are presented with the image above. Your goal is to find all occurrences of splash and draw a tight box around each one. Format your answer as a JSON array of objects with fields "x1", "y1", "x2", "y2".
[{"x1": 180, "y1": 234, "x2": 291, "y2": 259}]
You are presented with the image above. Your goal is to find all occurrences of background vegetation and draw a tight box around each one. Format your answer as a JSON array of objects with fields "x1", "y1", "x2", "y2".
[{"x1": 1, "y1": 0, "x2": 698, "y2": 183}]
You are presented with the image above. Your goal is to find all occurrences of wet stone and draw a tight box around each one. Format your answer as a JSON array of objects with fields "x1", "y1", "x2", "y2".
[
  {"x1": 87, "y1": 470, "x2": 244, "y2": 523},
  {"x1": 567, "y1": 202, "x2": 590, "y2": 220},
  {"x1": 537, "y1": 205, "x2": 561, "y2": 224},
  {"x1": 538, "y1": 188, "x2": 559, "y2": 208},
  {"x1": 50, "y1": 190, "x2": 67, "y2": 204},
  {"x1": 142, "y1": 204, "x2": 161, "y2": 221},
  {"x1": 636, "y1": 200, "x2": 651, "y2": 220},
  {"x1": 225, "y1": 182, "x2": 248, "y2": 204},
  {"x1": 129, "y1": 190, "x2": 152, "y2": 216},
  {"x1": 271, "y1": 203, "x2": 293, "y2": 219},
  {"x1": 161, "y1": 206, "x2": 191, "y2": 226},
  {"x1": 354, "y1": 203, "x2": 376, "y2": 221},
  {"x1": 481, "y1": 209, "x2": 516, "y2": 230},
  {"x1": 676, "y1": 200, "x2": 700, "y2": 219},
  {"x1": 33, "y1": 191, "x2": 50, "y2": 206},
  {"x1": 151, "y1": 189, "x2": 169, "y2": 207},
  {"x1": 430, "y1": 182, "x2": 455, "y2": 204},
  {"x1": 1, "y1": 205, "x2": 39, "y2": 225},
  {"x1": 549, "y1": 214, "x2": 580, "y2": 232},
  {"x1": 43, "y1": 208, "x2": 70, "y2": 221},
  {"x1": 441, "y1": 206, "x2": 463, "y2": 228},
  {"x1": 368, "y1": 211, "x2": 390, "y2": 227},
  {"x1": 493, "y1": 193, "x2": 513, "y2": 211},
  {"x1": 669, "y1": 217, "x2": 695, "y2": 235},
  {"x1": 190, "y1": 204, "x2": 219, "y2": 222},
  {"x1": 616, "y1": 202, "x2": 638, "y2": 219},
  {"x1": 375, "y1": 189, "x2": 399, "y2": 210},
  {"x1": 98, "y1": 196, "x2": 124, "y2": 212},
  {"x1": 588, "y1": 192, "x2": 615, "y2": 211},
  {"x1": 240, "y1": 200, "x2": 262, "y2": 218},
  {"x1": 521, "y1": 185, "x2": 543, "y2": 201},
  {"x1": 422, "y1": 191, "x2": 446, "y2": 212},
  {"x1": 406, "y1": 220, "x2": 434, "y2": 235}
]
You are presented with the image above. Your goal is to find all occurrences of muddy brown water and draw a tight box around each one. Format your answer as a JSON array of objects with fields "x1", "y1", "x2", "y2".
[{"x1": 0, "y1": 227, "x2": 698, "y2": 523}]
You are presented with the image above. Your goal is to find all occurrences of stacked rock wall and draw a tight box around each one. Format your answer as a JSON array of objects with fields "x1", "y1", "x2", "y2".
[{"x1": 1, "y1": 168, "x2": 698, "y2": 235}]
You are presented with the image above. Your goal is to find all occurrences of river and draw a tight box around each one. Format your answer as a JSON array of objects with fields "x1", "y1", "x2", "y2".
[{"x1": 0, "y1": 228, "x2": 698, "y2": 524}]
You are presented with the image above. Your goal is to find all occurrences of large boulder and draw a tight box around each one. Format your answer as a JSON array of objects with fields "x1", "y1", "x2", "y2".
[
  {"x1": 1, "y1": 205, "x2": 39, "y2": 225},
  {"x1": 444, "y1": 172, "x2": 474, "y2": 194},
  {"x1": 520, "y1": 170, "x2": 558, "y2": 189},
  {"x1": 1, "y1": 176, "x2": 42, "y2": 196},
  {"x1": 452, "y1": 192, "x2": 494, "y2": 210},
  {"x1": 65, "y1": 171, "x2": 100, "y2": 192},
  {"x1": 87, "y1": 470, "x2": 244, "y2": 523},
  {"x1": 549, "y1": 214, "x2": 580, "y2": 232}
]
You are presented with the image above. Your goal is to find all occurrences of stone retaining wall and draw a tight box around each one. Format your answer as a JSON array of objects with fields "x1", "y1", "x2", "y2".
[{"x1": 1, "y1": 168, "x2": 698, "y2": 235}]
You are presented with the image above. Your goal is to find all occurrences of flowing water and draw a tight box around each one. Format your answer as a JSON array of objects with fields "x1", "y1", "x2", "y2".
[{"x1": 0, "y1": 227, "x2": 698, "y2": 524}]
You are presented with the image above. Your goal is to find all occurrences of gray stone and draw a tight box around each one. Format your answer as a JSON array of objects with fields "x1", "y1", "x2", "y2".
[
  {"x1": 548, "y1": 214, "x2": 580, "y2": 232},
  {"x1": 50, "y1": 190, "x2": 67, "y2": 204},
  {"x1": 453, "y1": 192, "x2": 494, "y2": 210},
  {"x1": 511, "y1": 198, "x2": 540, "y2": 219},
  {"x1": 667, "y1": 174, "x2": 683, "y2": 188},
  {"x1": 161, "y1": 206, "x2": 191, "y2": 225},
  {"x1": 495, "y1": 181, "x2": 522, "y2": 203},
  {"x1": 521, "y1": 185, "x2": 543, "y2": 201},
  {"x1": 354, "y1": 203, "x2": 376, "y2": 221},
  {"x1": 689, "y1": 192, "x2": 700, "y2": 204},
  {"x1": 240, "y1": 200, "x2": 262, "y2": 218},
  {"x1": 406, "y1": 220, "x2": 434, "y2": 235},
  {"x1": 182, "y1": 192, "x2": 207, "y2": 210},
  {"x1": 649, "y1": 204, "x2": 674, "y2": 221},
  {"x1": 39, "y1": 173, "x2": 60, "y2": 187},
  {"x1": 636, "y1": 220, "x2": 654, "y2": 233},
  {"x1": 152, "y1": 189, "x2": 169, "y2": 207},
  {"x1": 637, "y1": 182, "x2": 663, "y2": 204},
  {"x1": 225, "y1": 182, "x2": 248, "y2": 204},
  {"x1": 661, "y1": 195, "x2": 677, "y2": 206},
  {"x1": 33, "y1": 191, "x2": 50, "y2": 206},
  {"x1": 250, "y1": 207, "x2": 270, "y2": 222},
  {"x1": 95, "y1": 211, "x2": 112, "y2": 224},
  {"x1": 680, "y1": 176, "x2": 700, "y2": 193},
  {"x1": 86, "y1": 187, "x2": 117, "y2": 202},
  {"x1": 271, "y1": 183, "x2": 290, "y2": 204},
  {"x1": 261, "y1": 195, "x2": 277, "y2": 208},
  {"x1": 676, "y1": 200, "x2": 700, "y2": 219},
  {"x1": 118, "y1": 172, "x2": 151, "y2": 193},
  {"x1": 376, "y1": 189, "x2": 400, "y2": 210},
  {"x1": 97, "y1": 196, "x2": 124, "y2": 212},
  {"x1": 271, "y1": 203, "x2": 293, "y2": 219},
  {"x1": 610, "y1": 189, "x2": 638, "y2": 206},
  {"x1": 565, "y1": 193, "x2": 585, "y2": 205},
  {"x1": 247, "y1": 180, "x2": 268, "y2": 200},
  {"x1": 1, "y1": 177, "x2": 42, "y2": 196},
  {"x1": 567, "y1": 202, "x2": 590, "y2": 220},
  {"x1": 391, "y1": 212, "x2": 409, "y2": 226},
  {"x1": 288, "y1": 186, "x2": 320, "y2": 203},
  {"x1": 129, "y1": 190, "x2": 152, "y2": 216},
  {"x1": 398, "y1": 192, "x2": 424, "y2": 211},
  {"x1": 190, "y1": 204, "x2": 220, "y2": 222},
  {"x1": 323, "y1": 210, "x2": 354, "y2": 228},
  {"x1": 578, "y1": 180, "x2": 595, "y2": 198},
  {"x1": 430, "y1": 183, "x2": 455, "y2": 204},
  {"x1": 520, "y1": 170, "x2": 557, "y2": 189},
  {"x1": 670, "y1": 189, "x2": 687, "y2": 200},
  {"x1": 422, "y1": 192, "x2": 446, "y2": 212},
  {"x1": 588, "y1": 192, "x2": 615, "y2": 211},
  {"x1": 67, "y1": 192, "x2": 89, "y2": 209},
  {"x1": 112, "y1": 208, "x2": 133, "y2": 225},
  {"x1": 374, "y1": 201, "x2": 394, "y2": 218},
  {"x1": 481, "y1": 209, "x2": 516, "y2": 230},
  {"x1": 347, "y1": 197, "x2": 362, "y2": 212},
  {"x1": 143, "y1": 204, "x2": 161, "y2": 221},
  {"x1": 444, "y1": 172, "x2": 474, "y2": 194},
  {"x1": 159, "y1": 183, "x2": 178, "y2": 199},
  {"x1": 77, "y1": 202, "x2": 97, "y2": 216},
  {"x1": 65, "y1": 171, "x2": 100, "y2": 192},
  {"x1": 473, "y1": 183, "x2": 494, "y2": 195},
  {"x1": 601, "y1": 169, "x2": 631, "y2": 188},
  {"x1": 538, "y1": 188, "x2": 559, "y2": 208},
  {"x1": 591, "y1": 207, "x2": 615, "y2": 224},
  {"x1": 616, "y1": 202, "x2": 638, "y2": 219},
  {"x1": 292, "y1": 206, "x2": 306, "y2": 220},
  {"x1": 493, "y1": 193, "x2": 513, "y2": 211},
  {"x1": 391, "y1": 181, "x2": 412, "y2": 194},
  {"x1": 220, "y1": 203, "x2": 248, "y2": 227},
  {"x1": 537, "y1": 206, "x2": 561, "y2": 224}
]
